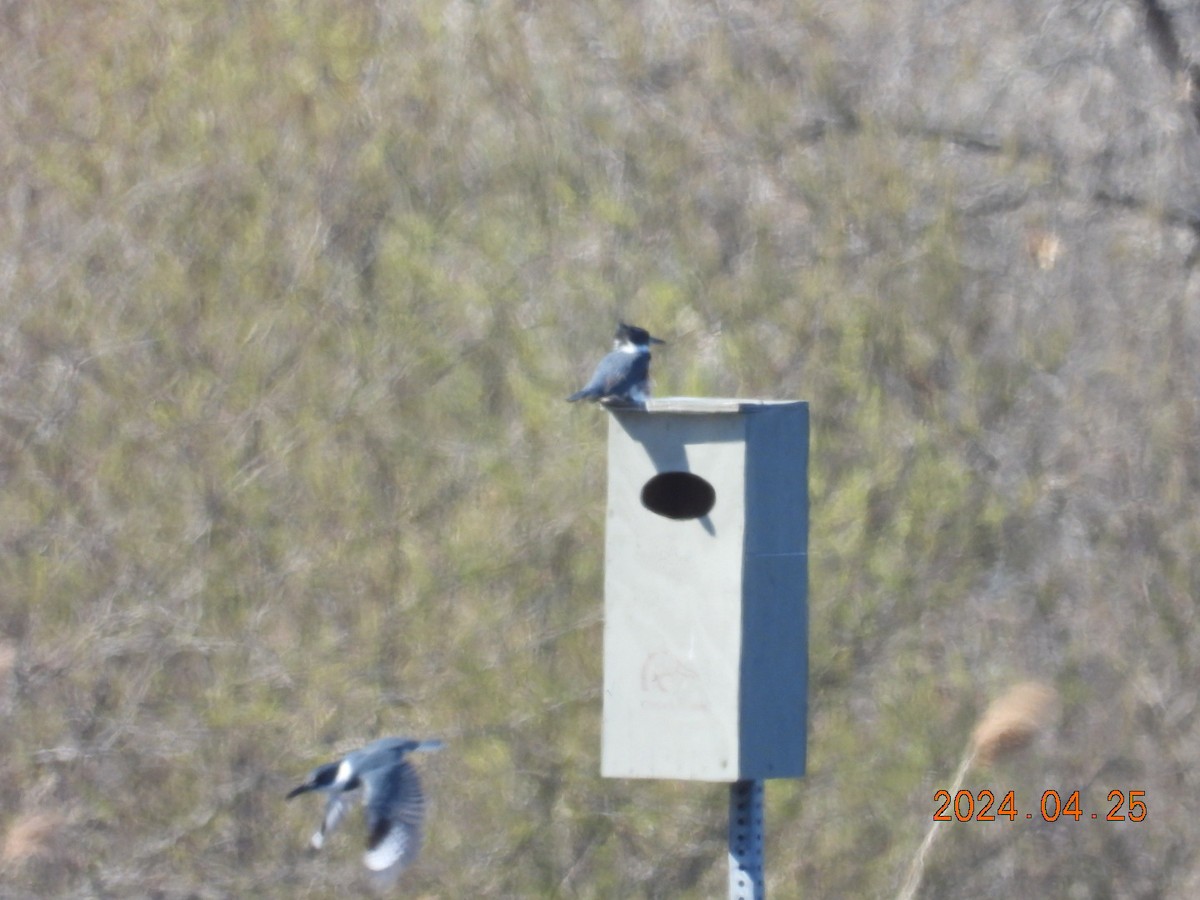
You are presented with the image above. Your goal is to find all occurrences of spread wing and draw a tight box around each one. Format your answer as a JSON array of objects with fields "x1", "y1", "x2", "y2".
[{"x1": 360, "y1": 758, "x2": 427, "y2": 886}]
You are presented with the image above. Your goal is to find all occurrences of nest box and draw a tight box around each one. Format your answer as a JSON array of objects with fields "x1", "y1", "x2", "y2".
[{"x1": 601, "y1": 398, "x2": 809, "y2": 782}]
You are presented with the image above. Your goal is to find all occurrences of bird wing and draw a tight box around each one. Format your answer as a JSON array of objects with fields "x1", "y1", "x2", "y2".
[
  {"x1": 603, "y1": 351, "x2": 650, "y2": 398},
  {"x1": 569, "y1": 350, "x2": 650, "y2": 402},
  {"x1": 313, "y1": 788, "x2": 359, "y2": 849},
  {"x1": 360, "y1": 758, "x2": 427, "y2": 885},
  {"x1": 567, "y1": 356, "x2": 615, "y2": 401},
  {"x1": 355, "y1": 737, "x2": 443, "y2": 770},
  {"x1": 355, "y1": 737, "x2": 417, "y2": 763}
]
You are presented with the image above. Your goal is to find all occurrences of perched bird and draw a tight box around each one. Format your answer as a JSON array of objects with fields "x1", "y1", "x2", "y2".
[
  {"x1": 287, "y1": 737, "x2": 444, "y2": 888},
  {"x1": 567, "y1": 322, "x2": 665, "y2": 405}
]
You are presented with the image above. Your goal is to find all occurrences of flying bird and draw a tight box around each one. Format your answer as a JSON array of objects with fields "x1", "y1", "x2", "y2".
[
  {"x1": 287, "y1": 737, "x2": 444, "y2": 888},
  {"x1": 567, "y1": 322, "x2": 665, "y2": 405}
]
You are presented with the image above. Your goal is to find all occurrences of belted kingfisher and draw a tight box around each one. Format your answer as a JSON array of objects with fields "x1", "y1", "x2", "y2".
[
  {"x1": 567, "y1": 322, "x2": 665, "y2": 405},
  {"x1": 287, "y1": 737, "x2": 444, "y2": 887}
]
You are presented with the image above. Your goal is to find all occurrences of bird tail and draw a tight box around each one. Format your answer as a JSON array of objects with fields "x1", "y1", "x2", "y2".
[{"x1": 565, "y1": 388, "x2": 597, "y2": 402}]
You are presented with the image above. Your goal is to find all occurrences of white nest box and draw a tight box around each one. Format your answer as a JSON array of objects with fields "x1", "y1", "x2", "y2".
[{"x1": 601, "y1": 398, "x2": 809, "y2": 782}]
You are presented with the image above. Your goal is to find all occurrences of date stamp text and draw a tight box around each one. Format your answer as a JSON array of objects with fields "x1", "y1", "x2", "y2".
[{"x1": 933, "y1": 789, "x2": 1147, "y2": 823}]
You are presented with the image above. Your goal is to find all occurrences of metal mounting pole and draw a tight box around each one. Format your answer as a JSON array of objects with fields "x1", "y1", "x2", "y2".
[{"x1": 728, "y1": 779, "x2": 765, "y2": 899}]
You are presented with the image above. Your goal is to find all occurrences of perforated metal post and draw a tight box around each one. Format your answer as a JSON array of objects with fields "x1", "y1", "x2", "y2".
[{"x1": 728, "y1": 779, "x2": 765, "y2": 899}]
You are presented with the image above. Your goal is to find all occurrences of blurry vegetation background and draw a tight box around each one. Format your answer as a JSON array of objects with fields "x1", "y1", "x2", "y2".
[{"x1": 2, "y1": 0, "x2": 1198, "y2": 896}]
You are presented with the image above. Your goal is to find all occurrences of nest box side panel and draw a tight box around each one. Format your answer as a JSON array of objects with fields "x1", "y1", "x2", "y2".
[{"x1": 739, "y1": 403, "x2": 809, "y2": 779}]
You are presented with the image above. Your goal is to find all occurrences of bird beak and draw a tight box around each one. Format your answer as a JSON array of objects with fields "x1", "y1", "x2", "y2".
[
  {"x1": 285, "y1": 782, "x2": 313, "y2": 800},
  {"x1": 650, "y1": 336, "x2": 666, "y2": 345}
]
